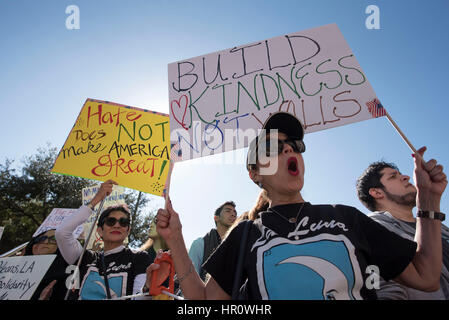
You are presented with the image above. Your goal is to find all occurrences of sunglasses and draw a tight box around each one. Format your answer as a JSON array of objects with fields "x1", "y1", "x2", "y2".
[
  {"x1": 34, "y1": 235, "x2": 57, "y2": 245},
  {"x1": 104, "y1": 217, "x2": 130, "y2": 228},
  {"x1": 260, "y1": 137, "x2": 306, "y2": 157}
]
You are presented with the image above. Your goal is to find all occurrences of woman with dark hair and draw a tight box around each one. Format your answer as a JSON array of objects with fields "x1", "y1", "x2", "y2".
[
  {"x1": 24, "y1": 229, "x2": 69, "y2": 300},
  {"x1": 55, "y1": 180, "x2": 152, "y2": 300},
  {"x1": 149, "y1": 111, "x2": 446, "y2": 300}
]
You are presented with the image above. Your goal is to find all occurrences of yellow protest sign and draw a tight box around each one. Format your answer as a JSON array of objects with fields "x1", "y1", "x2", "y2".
[{"x1": 52, "y1": 99, "x2": 170, "y2": 196}]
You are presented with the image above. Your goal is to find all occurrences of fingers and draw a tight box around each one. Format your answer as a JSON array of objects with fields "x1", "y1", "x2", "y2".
[
  {"x1": 423, "y1": 159, "x2": 437, "y2": 173},
  {"x1": 414, "y1": 147, "x2": 447, "y2": 184},
  {"x1": 39, "y1": 280, "x2": 57, "y2": 300},
  {"x1": 429, "y1": 164, "x2": 443, "y2": 178},
  {"x1": 145, "y1": 263, "x2": 160, "y2": 287},
  {"x1": 413, "y1": 146, "x2": 426, "y2": 168},
  {"x1": 156, "y1": 208, "x2": 170, "y2": 227},
  {"x1": 146, "y1": 263, "x2": 160, "y2": 274},
  {"x1": 101, "y1": 180, "x2": 117, "y2": 196},
  {"x1": 46, "y1": 280, "x2": 57, "y2": 290}
]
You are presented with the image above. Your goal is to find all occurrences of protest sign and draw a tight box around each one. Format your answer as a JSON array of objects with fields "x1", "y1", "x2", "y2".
[
  {"x1": 0, "y1": 227, "x2": 4, "y2": 241},
  {"x1": 51, "y1": 99, "x2": 171, "y2": 196},
  {"x1": 0, "y1": 255, "x2": 56, "y2": 300},
  {"x1": 32, "y1": 209, "x2": 83, "y2": 238},
  {"x1": 81, "y1": 184, "x2": 126, "y2": 250},
  {"x1": 168, "y1": 23, "x2": 380, "y2": 161}
]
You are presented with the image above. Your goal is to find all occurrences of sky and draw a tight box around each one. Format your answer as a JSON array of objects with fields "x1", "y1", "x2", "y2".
[{"x1": 1, "y1": 0, "x2": 448, "y2": 250}]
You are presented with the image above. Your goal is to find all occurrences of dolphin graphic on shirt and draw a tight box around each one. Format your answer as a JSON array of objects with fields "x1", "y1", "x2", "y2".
[
  {"x1": 256, "y1": 234, "x2": 364, "y2": 300},
  {"x1": 79, "y1": 269, "x2": 126, "y2": 300}
]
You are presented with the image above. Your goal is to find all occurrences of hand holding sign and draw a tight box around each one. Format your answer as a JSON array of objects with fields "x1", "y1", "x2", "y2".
[
  {"x1": 413, "y1": 147, "x2": 448, "y2": 212},
  {"x1": 89, "y1": 180, "x2": 118, "y2": 208},
  {"x1": 155, "y1": 197, "x2": 182, "y2": 246}
]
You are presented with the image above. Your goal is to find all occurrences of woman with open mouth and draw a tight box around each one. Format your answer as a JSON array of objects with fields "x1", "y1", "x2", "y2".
[{"x1": 151, "y1": 111, "x2": 446, "y2": 300}]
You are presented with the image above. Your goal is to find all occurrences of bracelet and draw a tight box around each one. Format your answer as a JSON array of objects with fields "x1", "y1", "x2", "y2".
[
  {"x1": 176, "y1": 263, "x2": 193, "y2": 283},
  {"x1": 417, "y1": 210, "x2": 446, "y2": 221}
]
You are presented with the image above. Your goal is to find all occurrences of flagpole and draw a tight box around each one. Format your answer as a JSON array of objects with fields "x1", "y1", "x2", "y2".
[
  {"x1": 163, "y1": 161, "x2": 175, "y2": 201},
  {"x1": 371, "y1": 99, "x2": 420, "y2": 157},
  {"x1": 384, "y1": 111, "x2": 417, "y2": 154}
]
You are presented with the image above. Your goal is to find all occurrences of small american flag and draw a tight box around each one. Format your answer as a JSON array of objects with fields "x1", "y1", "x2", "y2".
[{"x1": 366, "y1": 98, "x2": 386, "y2": 118}]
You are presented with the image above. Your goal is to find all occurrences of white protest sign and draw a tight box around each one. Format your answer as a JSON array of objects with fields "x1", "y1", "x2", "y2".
[
  {"x1": 81, "y1": 185, "x2": 126, "y2": 250},
  {"x1": 168, "y1": 23, "x2": 379, "y2": 162},
  {"x1": 0, "y1": 255, "x2": 56, "y2": 300},
  {"x1": 33, "y1": 209, "x2": 83, "y2": 238}
]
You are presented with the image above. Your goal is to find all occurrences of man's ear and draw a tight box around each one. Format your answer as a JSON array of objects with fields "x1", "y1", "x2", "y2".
[
  {"x1": 369, "y1": 187, "x2": 384, "y2": 200},
  {"x1": 249, "y1": 168, "x2": 261, "y2": 186},
  {"x1": 214, "y1": 215, "x2": 219, "y2": 224}
]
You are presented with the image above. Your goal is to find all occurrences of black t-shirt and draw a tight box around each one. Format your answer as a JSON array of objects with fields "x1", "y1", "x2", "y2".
[
  {"x1": 70, "y1": 247, "x2": 151, "y2": 300},
  {"x1": 203, "y1": 202, "x2": 417, "y2": 300}
]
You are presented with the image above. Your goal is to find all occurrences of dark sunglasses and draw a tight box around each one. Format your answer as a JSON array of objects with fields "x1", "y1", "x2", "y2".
[
  {"x1": 104, "y1": 217, "x2": 130, "y2": 228},
  {"x1": 260, "y1": 137, "x2": 306, "y2": 157},
  {"x1": 34, "y1": 235, "x2": 57, "y2": 245}
]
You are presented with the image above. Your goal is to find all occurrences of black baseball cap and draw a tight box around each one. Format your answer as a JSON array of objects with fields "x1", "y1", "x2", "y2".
[{"x1": 246, "y1": 112, "x2": 305, "y2": 170}]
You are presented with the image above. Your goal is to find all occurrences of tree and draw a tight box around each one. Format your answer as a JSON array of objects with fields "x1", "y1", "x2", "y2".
[
  {"x1": 123, "y1": 190, "x2": 155, "y2": 249},
  {"x1": 0, "y1": 145, "x2": 155, "y2": 254}
]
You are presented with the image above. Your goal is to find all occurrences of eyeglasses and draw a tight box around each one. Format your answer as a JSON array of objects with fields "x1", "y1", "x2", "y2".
[
  {"x1": 34, "y1": 235, "x2": 57, "y2": 245},
  {"x1": 104, "y1": 217, "x2": 130, "y2": 228},
  {"x1": 260, "y1": 137, "x2": 306, "y2": 157}
]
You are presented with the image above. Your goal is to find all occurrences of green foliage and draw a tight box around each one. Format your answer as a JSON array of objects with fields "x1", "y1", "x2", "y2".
[
  {"x1": 123, "y1": 190, "x2": 155, "y2": 249},
  {"x1": 0, "y1": 145, "x2": 155, "y2": 254}
]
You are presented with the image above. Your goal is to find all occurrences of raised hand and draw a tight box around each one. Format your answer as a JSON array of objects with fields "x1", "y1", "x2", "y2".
[
  {"x1": 89, "y1": 180, "x2": 118, "y2": 208},
  {"x1": 155, "y1": 196, "x2": 182, "y2": 245},
  {"x1": 413, "y1": 147, "x2": 447, "y2": 211}
]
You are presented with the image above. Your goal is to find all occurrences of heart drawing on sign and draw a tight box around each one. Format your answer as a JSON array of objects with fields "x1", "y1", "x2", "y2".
[{"x1": 170, "y1": 94, "x2": 189, "y2": 130}]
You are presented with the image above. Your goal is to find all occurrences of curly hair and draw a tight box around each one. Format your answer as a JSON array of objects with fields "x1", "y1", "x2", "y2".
[{"x1": 356, "y1": 161, "x2": 398, "y2": 212}]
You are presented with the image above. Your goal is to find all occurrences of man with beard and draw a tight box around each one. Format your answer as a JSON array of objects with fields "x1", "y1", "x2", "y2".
[{"x1": 357, "y1": 159, "x2": 449, "y2": 299}]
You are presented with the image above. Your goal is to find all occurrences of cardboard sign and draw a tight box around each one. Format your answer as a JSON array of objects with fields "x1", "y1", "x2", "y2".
[
  {"x1": 51, "y1": 99, "x2": 171, "y2": 196},
  {"x1": 81, "y1": 185, "x2": 126, "y2": 250},
  {"x1": 168, "y1": 24, "x2": 379, "y2": 161},
  {"x1": 32, "y1": 209, "x2": 83, "y2": 238},
  {"x1": 0, "y1": 255, "x2": 56, "y2": 300}
]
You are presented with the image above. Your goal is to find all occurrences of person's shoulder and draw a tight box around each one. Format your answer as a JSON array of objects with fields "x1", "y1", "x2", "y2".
[
  {"x1": 231, "y1": 219, "x2": 258, "y2": 235},
  {"x1": 191, "y1": 237, "x2": 204, "y2": 246},
  {"x1": 203, "y1": 228, "x2": 219, "y2": 238},
  {"x1": 368, "y1": 210, "x2": 391, "y2": 221}
]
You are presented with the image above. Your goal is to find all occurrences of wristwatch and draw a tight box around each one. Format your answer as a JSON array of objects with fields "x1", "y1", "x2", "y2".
[{"x1": 417, "y1": 210, "x2": 446, "y2": 221}]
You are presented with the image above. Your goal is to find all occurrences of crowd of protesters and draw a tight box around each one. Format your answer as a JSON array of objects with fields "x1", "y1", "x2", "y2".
[{"x1": 1, "y1": 113, "x2": 447, "y2": 300}]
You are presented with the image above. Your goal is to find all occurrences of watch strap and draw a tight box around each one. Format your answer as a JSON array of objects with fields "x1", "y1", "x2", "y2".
[{"x1": 417, "y1": 210, "x2": 445, "y2": 221}]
